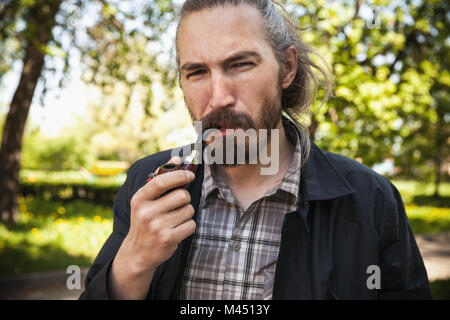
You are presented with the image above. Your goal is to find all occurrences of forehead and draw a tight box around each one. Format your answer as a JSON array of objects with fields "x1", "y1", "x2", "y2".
[{"x1": 177, "y1": 5, "x2": 272, "y2": 65}]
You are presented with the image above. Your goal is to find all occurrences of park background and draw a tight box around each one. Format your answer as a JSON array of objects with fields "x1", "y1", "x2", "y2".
[{"x1": 0, "y1": 0, "x2": 449, "y2": 299}]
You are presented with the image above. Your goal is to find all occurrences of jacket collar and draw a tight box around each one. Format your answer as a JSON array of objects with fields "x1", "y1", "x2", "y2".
[
  {"x1": 287, "y1": 128, "x2": 356, "y2": 237},
  {"x1": 301, "y1": 141, "x2": 356, "y2": 201}
]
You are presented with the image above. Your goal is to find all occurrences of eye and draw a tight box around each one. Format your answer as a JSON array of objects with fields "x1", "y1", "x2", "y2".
[
  {"x1": 232, "y1": 62, "x2": 253, "y2": 69},
  {"x1": 187, "y1": 70, "x2": 206, "y2": 79}
]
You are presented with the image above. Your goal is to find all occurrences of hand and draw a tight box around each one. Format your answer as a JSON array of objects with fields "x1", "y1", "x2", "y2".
[{"x1": 123, "y1": 156, "x2": 197, "y2": 273}]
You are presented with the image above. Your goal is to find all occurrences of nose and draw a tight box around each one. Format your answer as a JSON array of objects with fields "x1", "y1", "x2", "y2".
[{"x1": 208, "y1": 72, "x2": 236, "y2": 110}]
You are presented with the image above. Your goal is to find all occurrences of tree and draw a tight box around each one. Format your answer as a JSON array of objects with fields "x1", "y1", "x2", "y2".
[
  {"x1": 0, "y1": 0, "x2": 179, "y2": 223},
  {"x1": 0, "y1": 0, "x2": 62, "y2": 223},
  {"x1": 391, "y1": 0, "x2": 449, "y2": 196},
  {"x1": 287, "y1": 0, "x2": 449, "y2": 193}
]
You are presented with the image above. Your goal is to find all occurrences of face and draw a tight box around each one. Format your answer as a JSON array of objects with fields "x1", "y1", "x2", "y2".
[{"x1": 177, "y1": 5, "x2": 295, "y2": 131}]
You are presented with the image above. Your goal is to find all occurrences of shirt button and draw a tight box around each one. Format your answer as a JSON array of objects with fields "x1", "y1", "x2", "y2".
[{"x1": 232, "y1": 241, "x2": 241, "y2": 251}]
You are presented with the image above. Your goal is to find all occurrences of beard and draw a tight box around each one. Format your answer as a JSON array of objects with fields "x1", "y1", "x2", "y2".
[{"x1": 186, "y1": 88, "x2": 283, "y2": 167}]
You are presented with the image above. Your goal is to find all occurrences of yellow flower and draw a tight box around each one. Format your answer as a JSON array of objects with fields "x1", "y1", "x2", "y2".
[
  {"x1": 27, "y1": 172, "x2": 37, "y2": 183},
  {"x1": 19, "y1": 204, "x2": 27, "y2": 212},
  {"x1": 94, "y1": 216, "x2": 102, "y2": 223},
  {"x1": 57, "y1": 207, "x2": 66, "y2": 214},
  {"x1": 31, "y1": 228, "x2": 39, "y2": 235},
  {"x1": 77, "y1": 217, "x2": 85, "y2": 223},
  {"x1": 55, "y1": 218, "x2": 63, "y2": 224}
]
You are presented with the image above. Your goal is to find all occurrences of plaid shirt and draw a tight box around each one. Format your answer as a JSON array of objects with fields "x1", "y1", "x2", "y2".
[{"x1": 181, "y1": 122, "x2": 302, "y2": 300}]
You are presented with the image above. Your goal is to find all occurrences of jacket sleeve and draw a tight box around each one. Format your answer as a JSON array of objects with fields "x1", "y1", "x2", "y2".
[
  {"x1": 79, "y1": 162, "x2": 137, "y2": 300},
  {"x1": 377, "y1": 182, "x2": 432, "y2": 299}
]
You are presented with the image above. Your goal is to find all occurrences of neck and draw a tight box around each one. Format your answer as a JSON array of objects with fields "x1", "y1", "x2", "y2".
[{"x1": 214, "y1": 120, "x2": 295, "y2": 190}]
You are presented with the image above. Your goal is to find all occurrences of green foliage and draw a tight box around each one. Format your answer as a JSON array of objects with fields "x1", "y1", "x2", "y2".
[
  {"x1": 392, "y1": 179, "x2": 450, "y2": 204},
  {"x1": 288, "y1": 0, "x2": 449, "y2": 186},
  {"x1": 36, "y1": 135, "x2": 94, "y2": 170},
  {"x1": 19, "y1": 169, "x2": 125, "y2": 205},
  {"x1": 0, "y1": 0, "x2": 181, "y2": 124},
  {"x1": 0, "y1": 0, "x2": 26, "y2": 79},
  {"x1": 22, "y1": 129, "x2": 95, "y2": 170},
  {"x1": 20, "y1": 169, "x2": 126, "y2": 185},
  {"x1": 412, "y1": 195, "x2": 450, "y2": 208}
]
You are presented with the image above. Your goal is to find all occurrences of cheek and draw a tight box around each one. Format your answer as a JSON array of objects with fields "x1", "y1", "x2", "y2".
[
  {"x1": 183, "y1": 86, "x2": 210, "y2": 120},
  {"x1": 237, "y1": 73, "x2": 278, "y2": 110}
]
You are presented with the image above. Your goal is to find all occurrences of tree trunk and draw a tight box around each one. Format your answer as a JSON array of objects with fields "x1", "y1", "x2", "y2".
[
  {"x1": 0, "y1": 41, "x2": 46, "y2": 223},
  {"x1": 0, "y1": 1, "x2": 61, "y2": 224},
  {"x1": 308, "y1": 115, "x2": 319, "y2": 141},
  {"x1": 434, "y1": 155, "x2": 441, "y2": 198}
]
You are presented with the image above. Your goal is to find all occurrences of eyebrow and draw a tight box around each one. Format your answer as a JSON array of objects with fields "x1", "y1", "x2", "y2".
[{"x1": 180, "y1": 50, "x2": 262, "y2": 73}]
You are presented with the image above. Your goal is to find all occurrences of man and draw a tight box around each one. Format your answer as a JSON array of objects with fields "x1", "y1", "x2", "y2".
[{"x1": 80, "y1": 0, "x2": 431, "y2": 300}]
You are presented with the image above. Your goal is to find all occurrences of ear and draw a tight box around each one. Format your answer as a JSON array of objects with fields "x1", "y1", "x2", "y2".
[{"x1": 281, "y1": 46, "x2": 298, "y2": 89}]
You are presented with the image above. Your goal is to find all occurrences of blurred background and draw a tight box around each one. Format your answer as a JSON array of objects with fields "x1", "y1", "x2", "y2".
[{"x1": 0, "y1": 0, "x2": 448, "y2": 299}]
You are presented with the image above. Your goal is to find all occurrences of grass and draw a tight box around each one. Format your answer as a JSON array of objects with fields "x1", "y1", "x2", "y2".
[
  {"x1": 392, "y1": 180, "x2": 450, "y2": 234},
  {"x1": 406, "y1": 205, "x2": 450, "y2": 234},
  {"x1": 0, "y1": 195, "x2": 112, "y2": 276},
  {"x1": 430, "y1": 279, "x2": 450, "y2": 300}
]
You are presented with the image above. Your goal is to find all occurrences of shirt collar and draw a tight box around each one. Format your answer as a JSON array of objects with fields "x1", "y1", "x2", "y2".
[{"x1": 183, "y1": 119, "x2": 357, "y2": 237}]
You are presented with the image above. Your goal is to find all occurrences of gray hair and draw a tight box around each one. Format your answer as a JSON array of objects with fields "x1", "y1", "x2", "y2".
[{"x1": 175, "y1": 0, "x2": 332, "y2": 168}]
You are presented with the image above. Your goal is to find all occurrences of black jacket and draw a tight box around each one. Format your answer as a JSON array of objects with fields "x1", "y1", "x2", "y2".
[{"x1": 79, "y1": 141, "x2": 431, "y2": 300}]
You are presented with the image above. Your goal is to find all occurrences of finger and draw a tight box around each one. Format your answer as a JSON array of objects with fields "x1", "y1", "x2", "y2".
[
  {"x1": 139, "y1": 169, "x2": 195, "y2": 201},
  {"x1": 164, "y1": 204, "x2": 195, "y2": 228},
  {"x1": 152, "y1": 188, "x2": 192, "y2": 213},
  {"x1": 170, "y1": 219, "x2": 196, "y2": 243}
]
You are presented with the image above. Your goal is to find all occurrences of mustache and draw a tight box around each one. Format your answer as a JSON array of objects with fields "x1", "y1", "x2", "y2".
[{"x1": 200, "y1": 109, "x2": 256, "y2": 132}]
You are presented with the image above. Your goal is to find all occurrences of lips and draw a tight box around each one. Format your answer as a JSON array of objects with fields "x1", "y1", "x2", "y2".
[
  {"x1": 207, "y1": 122, "x2": 239, "y2": 131},
  {"x1": 216, "y1": 126, "x2": 238, "y2": 135},
  {"x1": 203, "y1": 125, "x2": 237, "y2": 141}
]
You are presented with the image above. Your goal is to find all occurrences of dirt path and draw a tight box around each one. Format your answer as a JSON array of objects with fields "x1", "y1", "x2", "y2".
[
  {"x1": 415, "y1": 232, "x2": 450, "y2": 281},
  {"x1": 0, "y1": 268, "x2": 88, "y2": 300},
  {"x1": 0, "y1": 233, "x2": 448, "y2": 300}
]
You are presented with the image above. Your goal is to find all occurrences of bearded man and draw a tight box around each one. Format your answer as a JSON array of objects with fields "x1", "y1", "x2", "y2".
[{"x1": 80, "y1": 0, "x2": 431, "y2": 300}]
